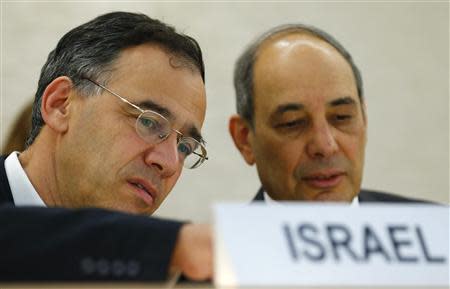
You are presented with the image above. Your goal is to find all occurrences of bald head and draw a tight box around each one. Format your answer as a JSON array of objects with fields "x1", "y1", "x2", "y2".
[
  {"x1": 253, "y1": 33, "x2": 361, "y2": 123},
  {"x1": 233, "y1": 24, "x2": 364, "y2": 126},
  {"x1": 229, "y1": 24, "x2": 367, "y2": 202}
]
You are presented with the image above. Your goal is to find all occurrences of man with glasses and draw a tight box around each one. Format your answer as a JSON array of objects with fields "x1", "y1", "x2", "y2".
[
  {"x1": 0, "y1": 12, "x2": 211, "y2": 281},
  {"x1": 229, "y1": 24, "x2": 426, "y2": 204},
  {"x1": 83, "y1": 78, "x2": 208, "y2": 170}
]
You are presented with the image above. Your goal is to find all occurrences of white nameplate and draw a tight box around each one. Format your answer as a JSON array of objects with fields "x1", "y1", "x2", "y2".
[{"x1": 214, "y1": 203, "x2": 449, "y2": 287}]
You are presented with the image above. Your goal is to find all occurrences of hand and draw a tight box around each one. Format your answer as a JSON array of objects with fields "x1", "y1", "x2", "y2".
[{"x1": 170, "y1": 223, "x2": 213, "y2": 281}]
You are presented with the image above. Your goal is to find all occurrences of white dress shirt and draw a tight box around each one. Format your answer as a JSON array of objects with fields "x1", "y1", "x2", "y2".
[
  {"x1": 263, "y1": 190, "x2": 359, "y2": 206},
  {"x1": 4, "y1": 152, "x2": 46, "y2": 206}
]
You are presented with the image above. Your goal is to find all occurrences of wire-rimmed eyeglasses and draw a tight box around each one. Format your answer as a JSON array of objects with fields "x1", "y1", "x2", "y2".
[{"x1": 83, "y1": 78, "x2": 208, "y2": 169}]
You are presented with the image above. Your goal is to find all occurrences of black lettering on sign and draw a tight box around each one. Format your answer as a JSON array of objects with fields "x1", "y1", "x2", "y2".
[
  {"x1": 282, "y1": 222, "x2": 447, "y2": 265},
  {"x1": 326, "y1": 224, "x2": 360, "y2": 262},
  {"x1": 363, "y1": 225, "x2": 391, "y2": 262},
  {"x1": 298, "y1": 223, "x2": 325, "y2": 261},
  {"x1": 388, "y1": 225, "x2": 418, "y2": 263},
  {"x1": 416, "y1": 226, "x2": 446, "y2": 263},
  {"x1": 282, "y1": 223, "x2": 298, "y2": 261}
]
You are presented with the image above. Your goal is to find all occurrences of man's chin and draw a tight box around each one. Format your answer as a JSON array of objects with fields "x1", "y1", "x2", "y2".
[
  {"x1": 270, "y1": 186, "x2": 355, "y2": 203},
  {"x1": 302, "y1": 189, "x2": 354, "y2": 203},
  {"x1": 114, "y1": 206, "x2": 155, "y2": 215},
  {"x1": 89, "y1": 201, "x2": 156, "y2": 216}
]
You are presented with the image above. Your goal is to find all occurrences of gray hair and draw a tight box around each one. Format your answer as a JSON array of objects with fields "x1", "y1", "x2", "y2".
[
  {"x1": 234, "y1": 24, "x2": 364, "y2": 126},
  {"x1": 27, "y1": 12, "x2": 205, "y2": 146}
]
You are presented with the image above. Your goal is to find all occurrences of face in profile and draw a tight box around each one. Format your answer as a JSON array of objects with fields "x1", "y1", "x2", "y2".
[
  {"x1": 232, "y1": 33, "x2": 367, "y2": 202},
  {"x1": 57, "y1": 44, "x2": 206, "y2": 214}
]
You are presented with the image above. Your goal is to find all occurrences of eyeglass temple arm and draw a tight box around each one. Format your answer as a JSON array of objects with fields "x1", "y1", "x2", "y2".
[
  {"x1": 84, "y1": 78, "x2": 144, "y2": 113},
  {"x1": 192, "y1": 151, "x2": 208, "y2": 160}
]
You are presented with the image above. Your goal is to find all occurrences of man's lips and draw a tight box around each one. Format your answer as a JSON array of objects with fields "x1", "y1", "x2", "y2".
[
  {"x1": 301, "y1": 171, "x2": 345, "y2": 189},
  {"x1": 127, "y1": 178, "x2": 158, "y2": 207}
]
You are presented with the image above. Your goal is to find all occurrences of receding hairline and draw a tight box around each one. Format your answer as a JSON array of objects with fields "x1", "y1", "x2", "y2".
[
  {"x1": 251, "y1": 29, "x2": 362, "y2": 118},
  {"x1": 254, "y1": 29, "x2": 341, "y2": 65},
  {"x1": 253, "y1": 29, "x2": 360, "y2": 94},
  {"x1": 100, "y1": 43, "x2": 203, "y2": 86}
]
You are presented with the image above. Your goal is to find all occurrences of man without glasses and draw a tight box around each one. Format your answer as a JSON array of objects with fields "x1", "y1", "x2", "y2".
[
  {"x1": 229, "y1": 24, "x2": 427, "y2": 204},
  {"x1": 0, "y1": 11, "x2": 212, "y2": 281}
]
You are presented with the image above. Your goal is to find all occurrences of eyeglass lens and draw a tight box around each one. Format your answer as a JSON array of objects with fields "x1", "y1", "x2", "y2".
[{"x1": 136, "y1": 111, "x2": 206, "y2": 169}]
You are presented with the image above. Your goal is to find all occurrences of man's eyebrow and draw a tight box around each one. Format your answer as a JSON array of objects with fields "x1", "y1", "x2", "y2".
[
  {"x1": 133, "y1": 100, "x2": 204, "y2": 143},
  {"x1": 328, "y1": 97, "x2": 357, "y2": 107},
  {"x1": 187, "y1": 126, "x2": 205, "y2": 144},
  {"x1": 273, "y1": 103, "x2": 305, "y2": 115},
  {"x1": 135, "y1": 100, "x2": 174, "y2": 121}
]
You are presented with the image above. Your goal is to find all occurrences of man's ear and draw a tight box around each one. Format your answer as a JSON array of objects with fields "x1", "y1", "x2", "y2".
[
  {"x1": 360, "y1": 99, "x2": 368, "y2": 126},
  {"x1": 229, "y1": 114, "x2": 256, "y2": 165},
  {"x1": 363, "y1": 101, "x2": 368, "y2": 125},
  {"x1": 40, "y1": 76, "x2": 73, "y2": 134},
  {"x1": 361, "y1": 100, "x2": 368, "y2": 144}
]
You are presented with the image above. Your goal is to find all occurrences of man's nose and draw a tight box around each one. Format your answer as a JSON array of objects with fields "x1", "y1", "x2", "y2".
[
  {"x1": 144, "y1": 132, "x2": 179, "y2": 177},
  {"x1": 305, "y1": 121, "x2": 339, "y2": 159}
]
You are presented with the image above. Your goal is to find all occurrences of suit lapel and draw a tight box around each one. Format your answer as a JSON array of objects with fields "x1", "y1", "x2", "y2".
[
  {"x1": 0, "y1": 155, "x2": 15, "y2": 205},
  {"x1": 252, "y1": 187, "x2": 265, "y2": 201}
]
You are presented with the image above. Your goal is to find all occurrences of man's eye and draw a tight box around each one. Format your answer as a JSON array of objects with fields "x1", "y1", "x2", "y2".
[
  {"x1": 333, "y1": 114, "x2": 353, "y2": 122},
  {"x1": 178, "y1": 142, "x2": 193, "y2": 157},
  {"x1": 275, "y1": 119, "x2": 307, "y2": 129},
  {"x1": 140, "y1": 117, "x2": 159, "y2": 129}
]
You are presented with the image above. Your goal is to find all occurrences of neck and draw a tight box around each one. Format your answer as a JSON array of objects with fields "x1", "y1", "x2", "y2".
[{"x1": 19, "y1": 135, "x2": 62, "y2": 207}]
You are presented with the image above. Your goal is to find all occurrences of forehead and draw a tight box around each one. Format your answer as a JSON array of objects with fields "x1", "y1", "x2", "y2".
[
  {"x1": 252, "y1": 33, "x2": 358, "y2": 113},
  {"x1": 107, "y1": 44, "x2": 206, "y2": 131}
]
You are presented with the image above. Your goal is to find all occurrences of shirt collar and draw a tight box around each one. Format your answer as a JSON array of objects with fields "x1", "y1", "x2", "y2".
[
  {"x1": 4, "y1": 152, "x2": 46, "y2": 207},
  {"x1": 263, "y1": 190, "x2": 359, "y2": 206}
]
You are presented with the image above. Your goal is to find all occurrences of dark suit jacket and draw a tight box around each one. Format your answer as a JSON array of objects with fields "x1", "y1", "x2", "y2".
[
  {"x1": 0, "y1": 155, "x2": 183, "y2": 281},
  {"x1": 252, "y1": 187, "x2": 429, "y2": 203}
]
